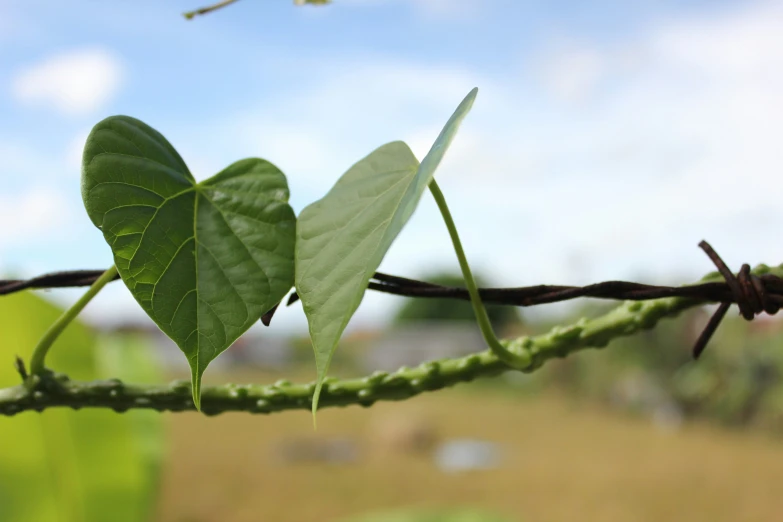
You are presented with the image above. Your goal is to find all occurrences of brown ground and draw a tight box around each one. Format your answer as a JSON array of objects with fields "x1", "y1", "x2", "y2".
[{"x1": 155, "y1": 375, "x2": 783, "y2": 522}]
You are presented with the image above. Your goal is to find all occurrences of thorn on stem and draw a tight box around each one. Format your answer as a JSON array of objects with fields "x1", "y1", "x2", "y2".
[
  {"x1": 287, "y1": 292, "x2": 300, "y2": 306},
  {"x1": 261, "y1": 303, "x2": 279, "y2": 327},
  {"x1": 14, "y1": 356, "x2": 28, "y2": 381}
]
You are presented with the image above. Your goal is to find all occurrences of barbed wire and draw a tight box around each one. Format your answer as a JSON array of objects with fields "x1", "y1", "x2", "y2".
[{"x1": 2, "y1": 241, "x2": 781, "y2": 359}]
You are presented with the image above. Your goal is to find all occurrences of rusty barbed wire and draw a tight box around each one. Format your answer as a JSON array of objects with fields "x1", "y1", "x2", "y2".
[{"x1": 2, "y1": 241, "x2": 781, "y2": 359}]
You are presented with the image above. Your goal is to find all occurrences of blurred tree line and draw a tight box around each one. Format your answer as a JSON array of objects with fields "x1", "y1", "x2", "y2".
[
  {"x1": 392, "y1": 273, "x2": 522, "y2": 333},
  {"x1": 508, "y1": 301, "x2": 783, "y2": 435}
]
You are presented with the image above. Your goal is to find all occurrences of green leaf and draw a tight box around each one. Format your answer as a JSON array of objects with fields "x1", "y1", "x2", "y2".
[
  {"x1": 296, "y1": 87, "x2": 478, "y2": 415},
  {"x1": 81, "y1": 116, "x2": 296, "y2": 408},
  {"x1": 0, "y1": 292, "x2": 163, "y2": 522}
]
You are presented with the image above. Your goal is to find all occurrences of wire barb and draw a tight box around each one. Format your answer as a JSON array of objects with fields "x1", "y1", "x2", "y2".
[{"x1": 692, "y1": 241, "x2": 781, "y2": 359}]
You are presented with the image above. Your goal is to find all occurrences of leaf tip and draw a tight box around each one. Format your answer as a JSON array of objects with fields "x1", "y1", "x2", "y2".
[{"x1": 462, "y1": 87, "x2": 479, "y2": 110}]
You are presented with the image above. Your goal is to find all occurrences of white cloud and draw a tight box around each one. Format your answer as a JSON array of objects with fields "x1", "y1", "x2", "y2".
[
  {"x1": 19, "y1": 1, "x2": 777, "y2": 330},
  {"x1": 650, "y1": 4, "x2": 783, "y2": 77},
  {"x1": 0, "y1": 187, "x2": 73, "y2": 247},
  {"x1": 535, "y1": 45, "x2": 607, "y2": 103},
  {"x1": 340, "y1": 0, "x2": 483, "y2": 19},
  {"x1": 66, "y1": 130, "x2": 91, "y2": 173},
  {"x1": 243, "y1": 123, "x2": 339, "y2": 176},
  {"x1": 204, "y1": 4, "x2": 782, "y2": 302},
  {"x1": 11, "y1": 48, "x2": 124, "y2": 115},
  {"x1": 371, "y1": 1, "x2": 783, "y2": 289},
  {"x1": 0, "y1": 132, "x2": 88, "y2": 181},
  {"x1": 409, "y1": 0, "x2": 482, "y2": 20},
  {"x1": 292, "y1": 62, "x2": 490, "y2": 118},
  {"x1": 224, "y1": 60, "x2": 490, "y2": 204},
  {"x1": 190, "y1": 1, "x2": 783, "y2": 308}
]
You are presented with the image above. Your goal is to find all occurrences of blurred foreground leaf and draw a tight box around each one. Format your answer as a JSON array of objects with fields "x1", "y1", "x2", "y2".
[{"x1": 0, "y1": 292, "x2": 164, "y2": 522}]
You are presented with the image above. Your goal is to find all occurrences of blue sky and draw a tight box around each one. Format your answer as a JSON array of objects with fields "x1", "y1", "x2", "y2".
[{"x1": 1, "y1": 0, "x2": 782, "y2": 333}]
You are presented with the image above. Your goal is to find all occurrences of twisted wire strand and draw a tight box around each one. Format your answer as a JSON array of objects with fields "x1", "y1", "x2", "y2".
[{"x1": 2, "y1": 241, "x2": 781, "y2": 359}]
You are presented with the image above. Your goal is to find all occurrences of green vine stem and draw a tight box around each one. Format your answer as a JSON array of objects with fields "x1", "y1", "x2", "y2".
[
  {"x1": 4, "y1": 262, "x2": 780, "y2": 416},
  {"x1": 28, "y1": 265, "x2": 118, "y2": 376},
  {"x1": 183, "y1": 0, "x2": 240, "y2": 19},
  {"x1": 428, "y1": 179, "x2": 529, "y2": 369}
]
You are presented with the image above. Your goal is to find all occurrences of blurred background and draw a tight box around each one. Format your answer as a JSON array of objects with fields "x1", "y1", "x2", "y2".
[{"x1": 2, "y1": 0, "x2": 783, "y2": 521}]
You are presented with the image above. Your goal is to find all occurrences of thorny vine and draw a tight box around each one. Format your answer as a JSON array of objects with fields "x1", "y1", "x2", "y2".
[{"x1": 1, "y1": 241, "x2": 781, "y2": 416}]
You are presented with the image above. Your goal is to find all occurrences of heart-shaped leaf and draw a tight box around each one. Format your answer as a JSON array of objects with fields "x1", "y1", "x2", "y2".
[
  {"x1": 82, "y1": 116, "x2": 296, "y2": 408},
  {"x1": 296, "y1": 87, "x2": 478, "y2": 415}
]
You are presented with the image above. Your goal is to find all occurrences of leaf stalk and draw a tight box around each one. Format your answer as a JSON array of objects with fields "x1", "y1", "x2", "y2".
[
  {"x1": 428, "y1": 179, "x2": 529, "y2": 369},
  {"x1": 29, "y1": 265, "x2": 118, "y2": 376}
]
